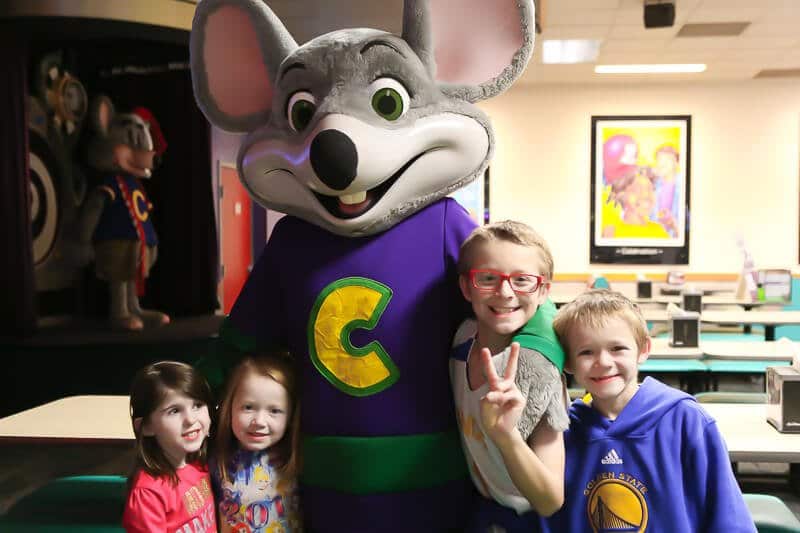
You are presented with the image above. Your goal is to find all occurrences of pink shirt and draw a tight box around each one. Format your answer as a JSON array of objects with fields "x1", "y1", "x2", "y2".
[{"x1": 123, "y1": 462, "x2": 217, "y2": 533}]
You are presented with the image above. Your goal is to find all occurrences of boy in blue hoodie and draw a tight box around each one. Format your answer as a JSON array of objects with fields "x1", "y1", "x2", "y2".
[{"x1": 546, "y1": 289, "x2": 755, "y2": 532}]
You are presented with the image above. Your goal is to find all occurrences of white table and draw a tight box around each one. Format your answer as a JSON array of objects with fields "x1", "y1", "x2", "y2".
[
  {"x1": 701, "y1": 311, "x2": 800, "y2": 341},
  {"x1": 700, "y1": 403, "x2": 800, "y2": 464},
  {"x1": 640, "y1": 310, "x2": 800, "y2": 341},
  {"x1": 552, "y1": 291, "x2": 773, "y2": 307},
  {"x1": 701, "y1": 403, "x2": 800, "y2": 493},
  {"x1": 0, "y1": 395, "x2": 132, "y2": 444},
  {"x1": 635, "y1": 295, "x2": 772, "y2": 308},
  {"x1": 647, "y1": 338, "x2": 798, "y2": 362},
  {"x1": 702, "y1": 340, "x2": 799, "y2": 361},
  {"x1": 649, "y1": 337, "x2": 703, "y2": 359}
]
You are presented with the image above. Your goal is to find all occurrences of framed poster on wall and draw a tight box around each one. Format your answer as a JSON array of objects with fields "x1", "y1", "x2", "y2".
[{"x1": 590, "y1": 115, "x2": 691, "y2": 264}]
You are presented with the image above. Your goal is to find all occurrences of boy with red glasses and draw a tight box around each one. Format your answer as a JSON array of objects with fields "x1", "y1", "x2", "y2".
[{"x1": 450, "y1": 220, "x2": 568, "y2": 532}]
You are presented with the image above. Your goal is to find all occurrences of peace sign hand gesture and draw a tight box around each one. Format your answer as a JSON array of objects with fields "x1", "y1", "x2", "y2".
[{"x1": 479, "y1": 342, "x2": 525, "y2": 446}]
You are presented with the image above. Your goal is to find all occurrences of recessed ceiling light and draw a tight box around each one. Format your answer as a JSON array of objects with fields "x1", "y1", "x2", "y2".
[
  {"x1": 595, "y1": 63, "x2": 707, "y2": 74},
  {"x1": 542, "y1": 40, "x2": 601, "y2": 64}
]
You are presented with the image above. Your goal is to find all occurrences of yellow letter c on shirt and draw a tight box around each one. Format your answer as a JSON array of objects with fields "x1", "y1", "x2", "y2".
[{"x1": 307, "y1": 277, "x2": 399, "y2": 397}]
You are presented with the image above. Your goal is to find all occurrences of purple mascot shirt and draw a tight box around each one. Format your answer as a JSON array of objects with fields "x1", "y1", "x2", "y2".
[{"x1": 224, "y1": 198, "x2": 477, "y2": 532}]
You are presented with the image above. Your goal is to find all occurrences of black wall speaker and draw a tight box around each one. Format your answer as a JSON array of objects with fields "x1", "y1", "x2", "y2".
[{"x1": 644, "y1": 3, "x2": 675, "y2": 28}]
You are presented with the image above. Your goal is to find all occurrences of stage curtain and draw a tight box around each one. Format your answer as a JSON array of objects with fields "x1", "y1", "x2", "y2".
[{"x1": 0, "y1": 32, "x2": 35, "y2": 337}]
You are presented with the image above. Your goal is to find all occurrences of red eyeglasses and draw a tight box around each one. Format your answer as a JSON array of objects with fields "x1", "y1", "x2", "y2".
[{"x1": 469, "y1": 269, "x2": 547, "y2": 294}]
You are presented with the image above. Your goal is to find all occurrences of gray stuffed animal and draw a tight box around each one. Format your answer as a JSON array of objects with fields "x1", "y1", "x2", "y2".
[
  {"x1": 190, "y1": 1, "x2": 563, "y2": 531},
  {"x1": 79, "y1": 95, "x2": 169, "y2": 331}
]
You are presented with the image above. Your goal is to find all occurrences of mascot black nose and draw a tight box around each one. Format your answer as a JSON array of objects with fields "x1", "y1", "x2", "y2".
[{"x1": 310, "y1": 129, "x2": 358, "y2": 191}]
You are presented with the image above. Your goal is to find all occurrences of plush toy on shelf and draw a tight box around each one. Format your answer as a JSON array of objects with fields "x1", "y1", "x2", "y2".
[{"x1": 80, "y1": 95, "x2": 169, "y2": 331}]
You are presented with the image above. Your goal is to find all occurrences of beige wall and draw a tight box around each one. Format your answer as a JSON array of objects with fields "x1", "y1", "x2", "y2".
[{"x1": 479, "y1": 79, "x2": 800, "y2": 275}]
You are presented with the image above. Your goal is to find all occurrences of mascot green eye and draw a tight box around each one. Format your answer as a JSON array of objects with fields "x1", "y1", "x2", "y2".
[
  {"x1": 287, "y1": 91, "x2": 316, "y2": 132},
  {"x1": 369, "y1": 78, "x2": 410, "y2": 121}
]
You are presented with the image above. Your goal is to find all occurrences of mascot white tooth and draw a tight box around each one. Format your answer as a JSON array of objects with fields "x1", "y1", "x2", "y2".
[{"x1": 189, "y1": 1, "x2": 563, "y2": 531}]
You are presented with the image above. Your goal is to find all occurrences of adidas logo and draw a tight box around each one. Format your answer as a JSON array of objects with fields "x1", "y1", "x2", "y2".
[{"x1": 601, "y1": 449, "x2": 623, "y2": 465}]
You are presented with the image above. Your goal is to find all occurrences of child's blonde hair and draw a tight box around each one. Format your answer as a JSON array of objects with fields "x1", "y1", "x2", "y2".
[
  {"x1": 457, "y1": 220, "x2": 554, "y2": 279},
  {"x1": 553, "y1": 289, "x2": 650, "y2": 355},
  {"x1": 214, "y1": 353, "x2": 301, "y2": 484},
  {"x1": 129, "y1": 361, "x2": 213, "y2": 487}
]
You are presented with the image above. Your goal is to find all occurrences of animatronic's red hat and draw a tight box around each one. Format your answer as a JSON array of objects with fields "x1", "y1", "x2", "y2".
[{"x1": 131, "y1": 107, "x2": 168, "y2": 156}]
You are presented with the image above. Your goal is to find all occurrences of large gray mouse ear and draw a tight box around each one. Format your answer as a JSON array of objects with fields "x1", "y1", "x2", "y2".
[
  {"x1": 89, "y1": 95, "x2": 114, "y2": 136},
  {"x1": 190, "y1": 0, "x2": 298, "y2": 133},
  {"x1": 402, "y1": 0, "x2": 535, "y2": 103}
]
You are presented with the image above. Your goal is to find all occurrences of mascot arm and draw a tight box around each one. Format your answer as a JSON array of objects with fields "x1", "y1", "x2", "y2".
[
  {"x1": 516, "y1": 347, "x2": 569, "y2": 438},
  {"x1": 510, "y1": 299, "x2": 568, "y2": 436}
]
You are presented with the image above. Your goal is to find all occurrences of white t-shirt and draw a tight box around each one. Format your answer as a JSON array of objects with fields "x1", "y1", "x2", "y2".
[{"x1": 449, "y1": 320, "x2": 532, "y2": 515}]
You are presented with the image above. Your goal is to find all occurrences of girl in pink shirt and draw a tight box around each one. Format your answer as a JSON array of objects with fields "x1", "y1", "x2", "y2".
[{"x1": 123, "y1": 361, "x2": 217, "y2": 532}]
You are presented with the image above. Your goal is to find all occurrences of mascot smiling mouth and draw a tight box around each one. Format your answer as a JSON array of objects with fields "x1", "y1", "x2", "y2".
[{"x1": 313, "y1": 151, "x2": 428, "y2": 219}]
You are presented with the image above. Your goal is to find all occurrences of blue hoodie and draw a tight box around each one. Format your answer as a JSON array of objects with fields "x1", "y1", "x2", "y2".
[{"x1": 543, "y1": 377, "x2": 755, "y2": 532}]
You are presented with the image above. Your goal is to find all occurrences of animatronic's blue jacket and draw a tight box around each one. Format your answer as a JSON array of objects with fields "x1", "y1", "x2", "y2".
[
  {"x1": 93, "y1": 175, "x2": 158, "y2": 245},
  {"x1": 543, "y1": 377, "x2": 756, "y2": 533}
]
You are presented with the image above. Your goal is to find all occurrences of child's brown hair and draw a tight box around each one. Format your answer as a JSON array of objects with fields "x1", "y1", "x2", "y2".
[{"x1": 129, "y1": 361, "x2": 214, "y2": 486}]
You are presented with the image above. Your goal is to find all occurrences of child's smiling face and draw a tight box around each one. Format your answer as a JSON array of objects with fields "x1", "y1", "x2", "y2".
[
  {"x1": 460, "y1": 239, "x2": 550, "y2": 343},
  {"x1": 142, "y1": 388, "x2": 210, "y2": 468},
  {"x1": 231, "y1": 372, "x2": 291, "y2": 452},
  {"x1": 564, "y1": 316, "x2": 650, "y2": 420}
]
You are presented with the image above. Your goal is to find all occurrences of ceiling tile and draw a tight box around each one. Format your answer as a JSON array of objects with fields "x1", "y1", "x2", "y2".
[
  {"x1": 667, "y1": 36, "x2": 738, "y2": 51},
  {"x1": 252, "y1": 0, "x2": 800, "y2": 85},
  {"x1": 758, "y1": 6, "x2": 800, "y2": 22},
  {"x1": 744, "y1": 23, "x2": 800, "y2": 37},
  {"x1": 699, "y1": 0, "x2": 793, "y2": 9},
  {"x1": 545, "y1": 8, "x2": 617, "y2": 26},
  {"x1": 724, "y1": 37, "x2": 798, "y2": 50},
  {"x1": 540, "y1": 25, "x2": 610, "y2": 40},
  {"x1": 602, "y1": 39, "x2": 668, "y2": 52},
  {"x1": 547, "y1": 0, "x2": 621, "y2": 10},
  {"x1": 686, "y1": 7, "x2": 766, "y2": 24},
  {"x1": 609, "y1": 25, "x2": 678, "y2": 40}
]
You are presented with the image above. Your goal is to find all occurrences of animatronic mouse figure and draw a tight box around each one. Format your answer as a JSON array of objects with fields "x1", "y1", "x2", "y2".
[
  {"x1": 191, "y1": 1, "x2": 549, "y2": 531},
  {"x1": 80, "y1": 96, "x2": 170, "y2": 331}
]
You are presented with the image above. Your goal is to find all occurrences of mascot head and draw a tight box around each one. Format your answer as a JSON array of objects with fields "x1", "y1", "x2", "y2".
[
  {"x1": 190, "y1": 0, "x2": 535, "y2": 237},
  {"x1": 86, "y1": 96, "x2": 166, "y2": 179}
]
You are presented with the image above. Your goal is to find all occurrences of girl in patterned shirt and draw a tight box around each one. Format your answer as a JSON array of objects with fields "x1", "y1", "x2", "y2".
[{"x1": 211, "y1": 353, "x2": 301, "y2": 532}]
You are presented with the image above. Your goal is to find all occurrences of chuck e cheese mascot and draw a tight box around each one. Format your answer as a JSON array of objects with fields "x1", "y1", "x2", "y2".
[
  {"x1": 190, "y1": 0, "x2": 545, "y2": 531},
  {"x1": 80, "y1": 96, "x2": 170, "y2": 331}
]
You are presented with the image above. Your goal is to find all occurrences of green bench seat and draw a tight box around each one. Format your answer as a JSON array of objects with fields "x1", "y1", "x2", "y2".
[
  {"x1": 744, "y1": 493, "x2": 800, "y2": 533},
  {"x1": 0, "y1": 475, "x2": 126, "y2": 532}
]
